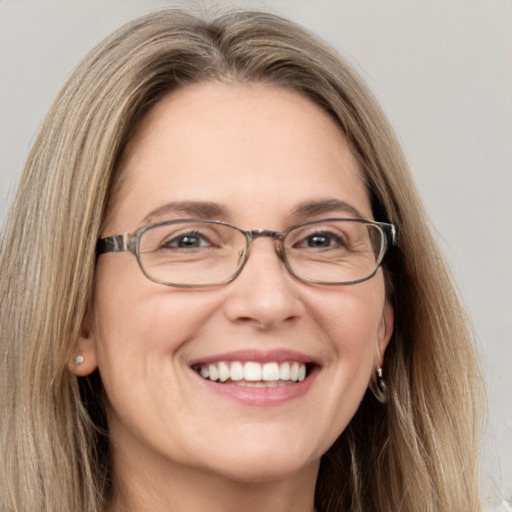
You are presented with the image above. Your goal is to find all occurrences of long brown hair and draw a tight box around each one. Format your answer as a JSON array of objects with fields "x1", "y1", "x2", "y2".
[{"x1": 0, "y1": 8, "x2": 484, "y2": 511}]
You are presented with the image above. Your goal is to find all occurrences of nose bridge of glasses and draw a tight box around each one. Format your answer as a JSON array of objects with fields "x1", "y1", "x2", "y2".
[
  {"x1": 244, "y1": 229, "x2": 286, "y2": 262},
  {"x1": 248, "y1": 229, "x2": 283, "y2": 239}
]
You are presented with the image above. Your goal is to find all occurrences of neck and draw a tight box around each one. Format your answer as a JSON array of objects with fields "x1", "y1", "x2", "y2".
[
  {"x1": 107, "y1": 440, "x2": 318, "y2": 512},
  {"x1": 109, "y1": 459, "x2": 318, "y2": 512}
]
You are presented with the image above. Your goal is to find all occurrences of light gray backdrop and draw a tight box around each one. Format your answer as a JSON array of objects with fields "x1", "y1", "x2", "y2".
[{"x1": 1, "y1": 0, "x2": 511, "y2": 507}]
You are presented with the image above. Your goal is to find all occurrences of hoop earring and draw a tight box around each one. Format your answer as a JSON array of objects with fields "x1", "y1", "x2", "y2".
[
  {"x1": 74, "y1": 355, "x2": 84, "y2": 366},
  {"x1": 369, "y1": 366, "x2": 388, "y2": 404}
]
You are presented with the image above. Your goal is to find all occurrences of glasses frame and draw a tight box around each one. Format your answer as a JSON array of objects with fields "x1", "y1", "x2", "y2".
[{"x1": 96, "y1": 217, "x2": 397, "y2": 287}]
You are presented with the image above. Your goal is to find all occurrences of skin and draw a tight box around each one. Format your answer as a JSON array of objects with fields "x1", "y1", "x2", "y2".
[{"x1": 73, "y1": 81, "x2": 393, "y2": 512}]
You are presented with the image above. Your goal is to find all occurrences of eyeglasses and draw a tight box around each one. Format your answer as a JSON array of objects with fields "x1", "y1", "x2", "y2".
[{"x1": 96, "y1": 218, "x2": 397, "y2": 287}]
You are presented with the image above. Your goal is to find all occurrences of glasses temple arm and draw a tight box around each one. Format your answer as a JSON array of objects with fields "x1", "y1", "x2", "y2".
[{"x1": 96, "y1": 233, "x2": 131, "y2": 254}]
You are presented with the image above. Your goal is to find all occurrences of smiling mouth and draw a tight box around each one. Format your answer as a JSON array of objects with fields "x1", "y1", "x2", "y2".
[{"x1": 192, "y1": 361, "x2": 312, "y2": 387}]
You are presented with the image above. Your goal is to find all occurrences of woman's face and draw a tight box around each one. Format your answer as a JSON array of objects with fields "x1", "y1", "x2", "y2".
[{"x1": 77, "y1": 82, "x2": 393, "y2": 485}]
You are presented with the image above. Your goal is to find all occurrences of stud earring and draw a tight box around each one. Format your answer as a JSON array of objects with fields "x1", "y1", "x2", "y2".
[
  {"x1": 74, "y1": 355, "x2": 84, "y2": 366},
  {"x1": 369, "y1": 365, "x2": 388, "y2": 404}
]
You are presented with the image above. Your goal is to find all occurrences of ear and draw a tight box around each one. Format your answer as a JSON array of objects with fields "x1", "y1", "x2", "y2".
[
  {"x1": 68, "y1": 315, "x2": 98, "y2": 377},
  {"x1": 375, "y1": 301, "x2": 394, "y2": 366}
]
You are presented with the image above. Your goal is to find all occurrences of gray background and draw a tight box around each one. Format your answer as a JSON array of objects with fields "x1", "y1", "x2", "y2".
[{"x1": 1, "y1": 0, "x2": 511, "y2": 507}]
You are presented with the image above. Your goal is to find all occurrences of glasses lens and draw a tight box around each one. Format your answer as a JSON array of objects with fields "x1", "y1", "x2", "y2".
[
  {"x1": 138, "y1": 221, "x2": 247, "y2": 286},
  {"x1": 284, "y1": 220, "x2": 384, "y2": 284}
]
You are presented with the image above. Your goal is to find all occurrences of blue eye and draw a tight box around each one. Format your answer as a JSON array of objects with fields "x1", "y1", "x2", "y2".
[
  {"x1": 296, "y1": 231, "x2": 345, "y2": 249},
  {"x1": 163, "y1": 231, "x2": 212, "y2": 249},
  {"x1": 305, "y1": 233, "x2": 337, "y2": 247}
]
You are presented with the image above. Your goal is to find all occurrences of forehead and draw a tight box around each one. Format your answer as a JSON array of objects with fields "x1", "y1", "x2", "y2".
[{"x1": 107, "y1": 81, "x2": 371, "y2": 232}]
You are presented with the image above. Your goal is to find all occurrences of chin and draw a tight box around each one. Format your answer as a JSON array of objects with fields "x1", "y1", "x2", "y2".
[
  {"x1": 208, "y1": 454, "x2": 318, "y2": 485},
  {"x1": 195, "y1": 429, "x2": 324, "y2": 484}
]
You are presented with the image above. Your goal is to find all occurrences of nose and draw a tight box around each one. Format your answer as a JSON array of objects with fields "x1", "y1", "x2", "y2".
[{"x1": 223, "y1": 238, "x2": 305, "y2": 330}]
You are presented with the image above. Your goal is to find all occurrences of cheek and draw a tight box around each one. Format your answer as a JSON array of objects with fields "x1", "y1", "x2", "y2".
[
  {"x1": 93, "y1": 286, "x2": 210, "y2": 360},
  {"x1": 90, "y1": 266, "x2": 223, "y2": 424},
  {"x1": 91, "y1": 258, "x2": 206, "y2": 378},
  {"x1": 90, "y1": 269, "x2": 235, "y2": 406},
  {"x1": 309, "y1": 279, "x2": 387, "y2": 349}
]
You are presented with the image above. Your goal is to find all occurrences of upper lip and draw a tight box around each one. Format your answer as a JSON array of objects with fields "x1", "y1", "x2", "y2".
[{"x1": 188, "y1": 348, "x2": 320, "y2": 367}]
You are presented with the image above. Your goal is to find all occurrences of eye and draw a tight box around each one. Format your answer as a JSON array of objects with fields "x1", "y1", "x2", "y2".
[
  {"x1": 162, "y1": 231, "x2": 214, "y2": 249},
  {"x1": 295, "y1": 231, "x2": 346, "y2": 249}
]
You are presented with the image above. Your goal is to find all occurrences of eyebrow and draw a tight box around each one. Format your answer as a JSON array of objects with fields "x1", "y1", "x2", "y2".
[
  {"x1": 291, "y1": 199, "x2": 365, "y2": 220},
  {"x1": 142, "y1": 198, "x2": 366, "y2": 226},
  {"x1": 142, "y1": 201, "x2": 228, "y2": 224}
]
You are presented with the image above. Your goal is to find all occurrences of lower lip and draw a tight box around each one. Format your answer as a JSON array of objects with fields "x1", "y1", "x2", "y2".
[{"x1": 194, "y1": 371, "x2": 317, "y2": 406}]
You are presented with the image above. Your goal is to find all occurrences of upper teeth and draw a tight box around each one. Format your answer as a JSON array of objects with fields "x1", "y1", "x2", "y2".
[{"x1": 195, "y1": 361, "x2": 307, "y2": 383}]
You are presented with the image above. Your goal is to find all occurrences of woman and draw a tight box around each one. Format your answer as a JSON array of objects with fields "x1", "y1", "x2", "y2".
[{"x1": 0, "y1": 8, "x2": 484, "y2": 512}]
